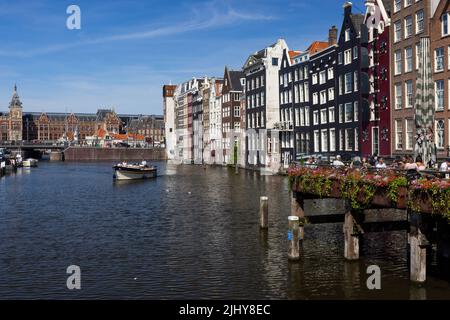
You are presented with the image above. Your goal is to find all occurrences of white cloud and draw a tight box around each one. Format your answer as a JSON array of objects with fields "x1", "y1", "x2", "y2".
[{"x1": 0, "y1": 2, "x2": 276, "y2": 58}]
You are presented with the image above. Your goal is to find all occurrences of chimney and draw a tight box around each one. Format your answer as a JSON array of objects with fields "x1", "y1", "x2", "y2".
[
  {"x1": 329, "y1": 26, "x2": 338, "y2": 46},
  {"x1": 343, "y1": 1, "x2": 353, "y2": 15}
]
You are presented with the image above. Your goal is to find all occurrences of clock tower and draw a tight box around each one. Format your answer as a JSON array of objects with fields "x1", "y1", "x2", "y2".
[{"x1": 8, "y1": 84, "x2": 23, "y2": 141}]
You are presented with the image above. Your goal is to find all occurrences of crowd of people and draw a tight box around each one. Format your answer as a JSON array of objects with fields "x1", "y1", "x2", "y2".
[{"x1": 303, "y1": 154, "x2": 450, "y2": 173}]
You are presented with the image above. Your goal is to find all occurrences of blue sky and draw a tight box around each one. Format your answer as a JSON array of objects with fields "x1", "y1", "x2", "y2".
[{"x1": 0, "y1": 0, "x2": 366, "y2": 115}]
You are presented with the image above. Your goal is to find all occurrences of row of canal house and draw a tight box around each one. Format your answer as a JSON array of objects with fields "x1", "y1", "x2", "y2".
[{"x1": 164, "y1": 0, "x2": 450, "y2": 173}]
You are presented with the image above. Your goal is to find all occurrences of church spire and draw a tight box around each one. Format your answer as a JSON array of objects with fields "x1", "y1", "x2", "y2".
[{"x1": 9, "y1": 83, "x2": 23, "y2": 109}]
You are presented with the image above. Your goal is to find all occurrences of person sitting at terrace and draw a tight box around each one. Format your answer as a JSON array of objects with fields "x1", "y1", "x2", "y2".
[
  {"x1": 404, "y1": 156, "x2": 417, "y2": 170},
  {"x1": 332, "y1": 155, "x2": 345, "y2": 168},
  {"x1": 375, "y1": 157, "x2": 387, "y2": 169},
  {"x1": 350, "y1": 156, "x2": 362, "y2": 168},
  {"x1": 439, "y1": 158, "x2": 450, "y2": 172},
  {"x1": 361, "y1": 157, "x2": 371, "y2": 169},
  {"x1": 415, "y1": 156, "x2": 426, "y2": 171}
]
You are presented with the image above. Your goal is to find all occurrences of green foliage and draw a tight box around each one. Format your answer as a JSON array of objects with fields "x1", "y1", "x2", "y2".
[{"x1": 387, "y1": 176, "x2": 408, "y2": 204}]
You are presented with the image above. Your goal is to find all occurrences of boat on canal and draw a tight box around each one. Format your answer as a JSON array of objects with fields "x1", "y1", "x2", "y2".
[
  {"x1": 22, "y1": 158, "x2": 38, "y2": 168},
  {"x1": 113, "y1": 161, "x2": 157, "y2": 180}
]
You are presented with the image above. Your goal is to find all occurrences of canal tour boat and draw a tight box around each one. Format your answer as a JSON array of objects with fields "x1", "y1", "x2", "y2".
[
  {"x1": 113, "y1": 161, "x2": 157, "y2": 180},
  {"x1": 22, "y1": 158, "x2": 38, "y2": 168}
]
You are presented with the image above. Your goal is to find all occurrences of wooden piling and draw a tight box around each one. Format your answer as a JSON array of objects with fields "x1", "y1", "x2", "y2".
[
  {"x1": 259, "y1": 196, "x2": 269, "y2": 229},
  {"x1": 409, "y1": 212, "x2": 429, "y2": 283},
  {"x1": 343, "y1": 211, "x2": 359, "y2": 260},
  {"x1": 291, "y1": 193, "x2": 305, "y2": 240},
  {"x1": 288, "y1": 216, "x2": 300, "y2": 260},
  {"x1": 410, "y1": 232, "x2": 427, "y2": 283}
]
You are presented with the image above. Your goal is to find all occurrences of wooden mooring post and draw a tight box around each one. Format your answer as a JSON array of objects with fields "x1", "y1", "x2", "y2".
[
  {"x1": 409, "y1": 212, "x2": 430, "y2": 283},
  {"x1": 288, "y1": 216, "x2": 300, "y2": 261},
  {"x1": 343, "y1": 210, "x2": 362, "y2": 261},
  {"x1": 291, "y1": 192, "x2": 305, "y2": 240},
  {"x1": 259, "y1": 196, "x2": 269, "y2": 229}
]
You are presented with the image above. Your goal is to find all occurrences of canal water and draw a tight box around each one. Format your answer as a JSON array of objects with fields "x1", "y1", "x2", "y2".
[{"x1": 0, "y1": 161, "x2": 450, "y2": 299}]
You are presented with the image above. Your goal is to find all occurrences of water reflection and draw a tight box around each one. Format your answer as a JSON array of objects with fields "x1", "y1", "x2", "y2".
[{"x1": 0, "y1": 162, "x2": 449, "y2": 299}]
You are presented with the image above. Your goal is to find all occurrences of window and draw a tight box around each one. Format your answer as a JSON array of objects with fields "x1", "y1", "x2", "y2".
[
  {"x1": 234, "y1": 106, "x2": 240, "y2": 117},
  {"x1": 279, "y1": 75, "x2": 284, "y2": 86},
  {"x1": 329, "y1": 107, "x2": 335, "y2": 123},
  {"x1": 405, "y1": 16, "x2": 413, "y2": 38},
  {"x1": 404, "y1": 0, "x2": 412, "y2": 8},
  {"x1": 339, "y1": 104, "x2": 344, "y2": 123},
  {"x1": 436, "y1": 80, "x2": 445, "y2": 111},
  {"x1": 314, "y1": 131, "x2": 320, "y2": 152},
  {"x1": 272, "y1": 58, "x2": 279, "y2": 66},
  {"x1": 395, "y1": 120, "x2": 403, "y2": 150},
  {"x1": 312, "y1": 73, "x2": 318, "y2": 85},
  {"x1": 344, "y1": 49, "x2": 352, "y2": 65},
  {"x1": 304, "y1": 83, "x2": 309, "y2": 102},
  {"x1": 330, "y1": 129, "x2": 336, "y2": 152},
  {"x1": 416, "y1": 43, "x2": 421, "y2": 70},
  {"x1": 345, "y1": 73, "x2": 352, "y2": 94},
  {"x1": 353, "y1": 46, "x2": 358, "y2": 60},
  {"x1": 405, "y1": 47, "x2": 413, "y2": 72},
  {"x1": 328, "y1": 88, "x2": 334, "y2": 101},
  {"x1": 406, "y1": 119, "x2": 414, "y2": 150},
  {"x1": 261, "y1": 92, "x2": 265, "y2": 106},
  {"x1": 354, "y1": 71, "x2": 358, "y2": 92},
  {"x1": 435, "y1": 47, "x2": 445, "y2": 72},
  {"x1": 405, "y1": 80, "x2": 413, "y2": 108},
  {"x1": 436, "y1": 120, "x2": 445, "y2": 149},
  {"x1": 394, "y1": 0, "x2": 401, "y2": 13},
  {"x1": 305, "y1": 106, "x2": 310, "y2": 126},
  {"x1": 338, "y1": 52, "x2": 343, "y2": 64},
  {"x1": 443, "y1": 13, "x2": 449, "y2": 37},
  {"x1": 395, "y1": 50, "x2": 402, "y2": 75},
  {"x1": 320, "y1": 90, "x2": 327, "y2": 104},
  {"x1": 313, "y1": 92, "x2": 318, "y2": 105},
  {"x1": 345, "y1": 128, "x2": 353, "y2": 151},
  {"x1": 345, "y1": 103, "x2": 353, "y2": 123},
  {"x1": 345, "y1": 29, "x2": 351, "y2": 42},
  {"x1": 339, "y1": 75, "x2": 343, "y2": 95},
  {"x1": 313, "y1": 110, "x2": 319, "y2": 125},
  {"x1": 319, "y1": 71, "x2": 326, "y2": 84},
  {"x1": 340, "y1": 129, "x2": 345, "y2": 151},
  {"x1": 320, "y1": 109, "x2": 327, "y2": 124},
  {"x1": 354, "y1": 128, "x2": 359, "y2": 151},
  {"x1": 321, "y1": 130, "x2": 328, "y2": 152},
  {"x1": 394, "y1": 21, "x2": 401, "y2": 42},
  {"x1": 328, "y1": 68, "x2": 334, "y2": 80},
  {"x1": 354, "y1": 101, "x2": 359, "y2": 121},
  {"x1": 416, "y1": 10, "x2": 424, "y2": 34},
  {"x1": 299, "y1": 85, "x2": 304, "y2": 103}
]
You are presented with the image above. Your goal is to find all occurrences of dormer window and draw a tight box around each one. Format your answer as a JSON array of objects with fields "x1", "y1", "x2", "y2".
[{"x1": 345, "y1": 29, "x2": 351, "y2": 42}]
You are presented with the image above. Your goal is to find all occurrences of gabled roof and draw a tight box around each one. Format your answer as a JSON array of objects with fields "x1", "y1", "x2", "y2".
[
  {"x1": 350, "y1": 13, "x2": 365, "y2": 34},
  {"x1": 307, "y1": 41, "x2": 329, "y2": 55},
  {"x1": 381, "y1": 0, "x2": 392, "y2": 14},
  {"x1": 288, "y1": 50, "x2": 301, "y2": 63},
  {"x1": 228, "y1": 70, "x2": 244, "y2": 91}
]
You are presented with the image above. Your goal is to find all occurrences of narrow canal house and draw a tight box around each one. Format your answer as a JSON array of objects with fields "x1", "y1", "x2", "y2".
[
  {"x1": 163, "y1": 84, "x2": 177, "y2": 160},
  {"x1": 278, "y1": 49, "x2": 300, "y2": 167},
  {"x1": 192, "y1": 85, "x2": 204, "y2": 164},
  {"x1": 221, "y1": 67, "x2": 245, "y2": 165},
  {"x1": 278, "y1": 40, "x2": 331, "y2": 164},
  {"x1": 361, "y1": 0, "x2": 392, "y2": 159},
  {"x1": 430, "y1": 0, "x2": 450, "y2": 158},
  {"x1": 173, "y1": 78, "x2": 197, "y2": 163},
  {"x1": 243, "y1": 38, "x2": 288, "y2": 174},
  {"x1": 390, "y1": 0, "x2": 432, "y2": 158},
  {"x1": 335, "y1": 2, "x2": 366, "y2": 161},
  {"x1": 208, "y1": 78, "x2": 224, "y2": 165}
]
